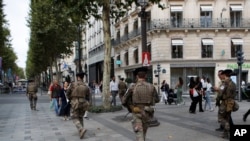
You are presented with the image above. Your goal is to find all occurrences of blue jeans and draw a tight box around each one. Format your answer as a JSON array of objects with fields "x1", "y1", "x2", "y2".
[
  {"x1": 51, "y1": 98, "x2": 59, "y2": 115},
  {"x1": 111, "y1": 91, "x2": 118, "y2": 106},
  {"x1": 204, "y1": 91, "x2": 212, "y2": 110}
]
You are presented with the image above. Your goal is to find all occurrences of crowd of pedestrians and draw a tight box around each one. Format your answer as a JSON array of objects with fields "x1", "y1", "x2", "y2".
[{"x1": 26, "y1": 68, "x2": 248, "y2": 140}]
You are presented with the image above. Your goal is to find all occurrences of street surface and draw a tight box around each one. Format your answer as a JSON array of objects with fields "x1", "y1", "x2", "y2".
[{"x1": 0, "y1": 92, "x2": 249, "y2": 141}]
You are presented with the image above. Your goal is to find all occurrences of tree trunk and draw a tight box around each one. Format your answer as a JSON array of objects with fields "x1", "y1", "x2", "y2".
[{"x1": 102, "y1": 0, "x2": 111, "y2": 110}]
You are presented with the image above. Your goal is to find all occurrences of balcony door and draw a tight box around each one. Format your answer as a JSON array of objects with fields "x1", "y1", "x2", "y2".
[
  {"x1": 230, "y1": 5, "x2": 242, "y2": 27},
  {"x1": 200, "y1": 6, "x2": 213, "y2": 27}
]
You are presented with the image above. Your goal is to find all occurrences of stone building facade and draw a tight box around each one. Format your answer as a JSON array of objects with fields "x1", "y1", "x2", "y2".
[{"x1": 113, "y1": 0, "x2": 250, "y2": 93}]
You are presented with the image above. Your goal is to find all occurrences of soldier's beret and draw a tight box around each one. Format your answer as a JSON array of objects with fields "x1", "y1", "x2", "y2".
[
  {"x1": 221, "y1": 69, "x2": 233, "y2": 76},
  {"x1": 134, "y1": 67, "x2": 148, "y2": 75},
  {"x1": 76, "y1": 72, "x2": 85, "y2": 78}
]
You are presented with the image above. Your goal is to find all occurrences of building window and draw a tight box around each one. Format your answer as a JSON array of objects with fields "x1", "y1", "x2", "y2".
[
  {"x1": 133, "y1": 48, "x2": 138, "y2": 64},
  {"x1": 201, "y1": 39, "x2": 213, "y2": 58},
  {"x1": 170, "y1": 6, "x2": 183, "y2": 27},
  {"x1": 116, "y1": 30, "x2": 120, "y2": 41},
  {"x1": 133, "y1": 20, "x2": 138, "y2": 30},
  {"x1": 171, "y1": 39, "x2": 183, "y2": 58},
  {"x1": 231, "y1": 39, "x2": 243, "y2": 58},
  {"x1": 200, "y1": 6, "x2": 213, "y2": 27},
  {"x1": 124, "y1": 25, "x2": 128, "y2": 40},
  {"x1": 230, "y1": 5, "x2": 242, "y2": 27},
  {"x1": 116, "y1": 55, "x2": 121, "y2": 67},
  {"x1": 124, "y1": 51, "x2": 129, "y2": 66}
]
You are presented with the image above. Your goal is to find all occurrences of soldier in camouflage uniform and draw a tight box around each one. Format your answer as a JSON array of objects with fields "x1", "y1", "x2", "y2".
[
  {"x1": 219, "y1": 69, "x2": 236, "y2": 139},
  {"x1": 118, "y1": 78, "x2": 127, "y2": 102},
  {"x1": 214, "y1": 70, "x2": 225, "y2": 131},
  {"x1": 66, "y1": 72, "x2": 90, "y2": 139},
  {"x1": 124, "y1": 67, "x2": 159, "y2": 141},
  {"x1": 26, "y1": 79, "x2": 38, "y2": 111}
]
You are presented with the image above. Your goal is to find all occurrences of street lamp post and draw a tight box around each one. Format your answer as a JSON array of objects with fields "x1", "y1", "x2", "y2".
[
  {"x1": 77, "y1": 24, "x2": 83, "y2": 73},
  {"x1": 157, "y1": 64, "x2": 161, "y2": 93},
  {"x1": 138, "y1": 0, "x2": 149, "y2": 66}
]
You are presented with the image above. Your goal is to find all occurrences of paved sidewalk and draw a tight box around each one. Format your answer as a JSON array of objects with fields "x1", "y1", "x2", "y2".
[{"x1": 0, "y1": 94, "x2": 249, "y2": 141}]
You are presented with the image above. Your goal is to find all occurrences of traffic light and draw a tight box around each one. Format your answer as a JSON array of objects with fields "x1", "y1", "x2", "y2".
[{"x1": 237, "y1": 50, "x2": 244, "y2": 65}]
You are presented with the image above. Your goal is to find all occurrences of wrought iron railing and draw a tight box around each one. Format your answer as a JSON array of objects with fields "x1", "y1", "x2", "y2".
[{"x1": 112, "y1": 18, "x2": 250, "y2": 47}]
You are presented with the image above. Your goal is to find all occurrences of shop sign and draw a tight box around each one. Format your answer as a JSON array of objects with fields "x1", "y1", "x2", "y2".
[{"x1": 227, "y1": 64, "x2": 250, "y2": 69}]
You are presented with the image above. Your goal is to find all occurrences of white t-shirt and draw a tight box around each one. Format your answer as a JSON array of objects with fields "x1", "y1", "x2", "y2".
[{"x1": 110, "y1": 81, "x2": 118, "y2": 91}]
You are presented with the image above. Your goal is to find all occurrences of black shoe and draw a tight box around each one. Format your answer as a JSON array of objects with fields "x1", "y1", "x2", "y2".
[
  {"x1": 243, "y1": 114, "x2": 247, "y2": 122},
  {"x1": 189, "y1": 111, "x2": 196, "y2": 114},
  {"x1": 199, "y1": 110, "x2": 204, "y2": 112},
  {"x1": 215, "y1": 127, "x2": 224, "y2": 132},
  {"x1": 84, "y1": 117, "x2": 89, "y2": 120}
]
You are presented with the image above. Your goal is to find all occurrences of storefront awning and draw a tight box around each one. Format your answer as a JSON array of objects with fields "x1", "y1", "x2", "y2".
[
  {"x1": 170, "y1": 6, "x2": 183, "y2": 12},
  {"x1": 231, "y1": 39, "x2": 243, "y2": 45},
  {"x1": 230, "y1": 5, "x2": 243, "y2": 11},
  {"x1": 202, "y1": 39, "x2": 214, "y2": 45},
  {"x1": 172, "y1": 39, "x2": 183, "y2": 46},
  {"x1": 201, "y1": 6, "x2": 213, "y2": 11}
]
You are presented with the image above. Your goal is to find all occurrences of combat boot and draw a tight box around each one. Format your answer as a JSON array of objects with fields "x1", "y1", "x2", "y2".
[
  {"x1": 215, "y1": 125, "x2": 224, "y2": 132},
  {"x1": 79, "y1": 128, "x2": 87, "y2": 139},
  {"x1": 221, "y1": 131, "x2": 229, "y2": 139}
]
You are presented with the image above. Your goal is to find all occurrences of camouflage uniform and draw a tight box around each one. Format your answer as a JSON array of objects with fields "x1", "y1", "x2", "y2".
[
  {"x1": 118, "y1": 80, "x2": 127, "y2": 101},
  {"x1": 130, "y1": 80, "x2": 159, "y2": 141},
  {"x1": 220, "y1": 78, "x2": 236, "y2": 138},
  {"x1": 67, "y1": 80, "x2": 90, "y2": 139},
  {"x1": 26, "y1": 81, "x2": 38, "y2": 110},
  {"x1": 216, "y1": 80, "x2": 225, "y2": 124}
]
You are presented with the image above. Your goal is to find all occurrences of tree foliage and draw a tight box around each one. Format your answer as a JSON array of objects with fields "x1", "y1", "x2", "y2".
[
  {"x1": 26, "y1": 0, "x2": 77, "y2": 78},
  {"x1": 0, "y1": 0, "x2": 24, "y2": 81}
]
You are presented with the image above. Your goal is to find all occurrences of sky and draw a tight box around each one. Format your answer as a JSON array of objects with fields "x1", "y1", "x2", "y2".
[{"x1": 3, "y1": 0, "x2": 30, "y2": 69}]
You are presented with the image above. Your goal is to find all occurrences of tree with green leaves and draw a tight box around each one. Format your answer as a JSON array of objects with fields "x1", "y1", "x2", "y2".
[
  {"x1": 0, "y1": 0, "x2": 25, "y2": 82},
  {"x1": 26, "y1": 0, "x2": 77, "y2": 80}
]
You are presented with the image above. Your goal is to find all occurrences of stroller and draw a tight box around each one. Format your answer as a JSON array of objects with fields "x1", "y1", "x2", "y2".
[{"x1": 167, "y1": 89, "x2": 177, "y2": 105}]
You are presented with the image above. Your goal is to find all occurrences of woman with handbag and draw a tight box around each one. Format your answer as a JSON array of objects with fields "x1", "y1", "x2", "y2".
[
  {"x1": 58, "y1": 81, "x2": 71, "y2": 120},
  {"x1": 189, "y1": 77, "x2": 199, "y2": 114}
]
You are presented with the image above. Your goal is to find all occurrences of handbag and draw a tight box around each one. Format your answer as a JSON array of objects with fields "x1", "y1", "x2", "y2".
[{"x1": 193, "y1": 89, "x2": 199, "y2": 97}]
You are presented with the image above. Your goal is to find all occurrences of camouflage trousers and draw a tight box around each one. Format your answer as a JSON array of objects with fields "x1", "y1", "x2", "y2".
[
  {"x1": 131, "y1": 112, "x2": 150, "y2": 141},
  {"x1": 71, "y1": 99, "x2": 89, "y2": 133},
  {"x1": 219, "y1": 104, "x2": 232, "y2": 134},
  {"x1": 28, "y1": 94, "x2": 37, "y2": 110}
]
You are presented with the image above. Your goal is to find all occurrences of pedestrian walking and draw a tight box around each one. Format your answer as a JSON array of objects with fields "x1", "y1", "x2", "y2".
[
  {"x1": 26, "y1": 79, "x2": 38, "y2": 111},
  {"x1": 58, "y1": 81, "x2": 70, "y2": 120},
  {"x1": 66, "y1": 72, "x2": 90, "y2": 139},
  {"x1": 94, "y1": 81, "x2": 101, "y2": 96},
  {"x1": 204, "y1": 78, "x2": 213, "y2": 111},
  {"x1": 122, "y1": 67, "x2": 160, "y2": 141},
  {"x1": 50, "y1": 79, "x2": 61, "y2": 115},
  {"x1": 160, "y1": 80, "x2": 168, "y2": 104},
  {"x1": 110, "y1": 76, "x2": 119, "y2": 106},
  {"x1": 175, "y1": 77, "x2": 184, "y2": 105},
  {"x1": 196, "y1": 76, "x2": 204, "y2": 112},
  {"x1": 189, "y1": 77, "x2": 199, "y2": 114}
]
